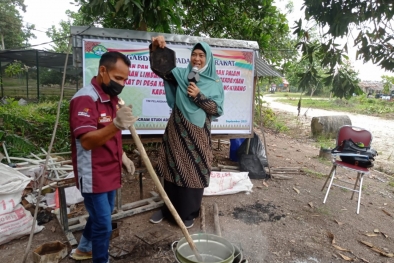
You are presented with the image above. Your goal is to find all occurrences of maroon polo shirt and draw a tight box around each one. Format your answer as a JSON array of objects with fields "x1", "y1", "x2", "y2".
[{"x1": 69, "y1": 77, "x2": 123, "y2": 193}]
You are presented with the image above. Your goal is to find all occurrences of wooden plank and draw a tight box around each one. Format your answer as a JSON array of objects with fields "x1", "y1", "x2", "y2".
[
  {"x1": 221, "y1": 169, "x2": 241, "y2": 173},
  {"x1": 49, "y1": 178, "x2": 76, "y2": 188},
  {"x1": 58, "y1": 192, "x2": 163, "y2": 245},
  {"x1": 200, "y1": 205, "x2": 206, "y2": 233},
  {"x1": 213, "y1": 203, "x2": 221, "y2": 237},
  {"x1": 218, "y1": 164, "x2": 240, "y2": 170},
  {"x1": 271, "y1": 174, "x2": 293, "y2": 180}
]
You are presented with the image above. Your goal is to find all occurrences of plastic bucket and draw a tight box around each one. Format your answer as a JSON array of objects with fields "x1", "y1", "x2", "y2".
[
  {"x1": 172, "y1": 233, "x2": 234, "y2": 263},
  {"x1": 229, "y1": 138, "x2": 245, "y2": 162}
]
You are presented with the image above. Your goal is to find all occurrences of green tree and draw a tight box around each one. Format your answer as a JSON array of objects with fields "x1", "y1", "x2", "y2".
[
  {"x1": 292, "y1": 20, "x2": 362, "y2": 99},
  {"x1": 0, "y1": 0, "x2": 36, "y2": 49},
  {"x1": 75, "y1": 0, "x2": 182, "y2": 32},
  {"x1": 74, "y1": 0, "x2": 290, "y2": 64},
  {"x1": 381, "y1": 75, "x2": 394, "y2": 94},
  {"x1": 45, "y1": 10, "x2": 86, "y2": 53},
  {"x1": 302, "y1": 0, "x2": 394, "y2": 72}
]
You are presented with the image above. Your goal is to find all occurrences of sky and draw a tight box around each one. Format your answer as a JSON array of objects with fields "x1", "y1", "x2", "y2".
[
  {"x1": 274, "y1": 0, "x2": 394, "y2": 82},
  {"x1": 21, "y1": 0, "x2": 394, "y2": 81}
]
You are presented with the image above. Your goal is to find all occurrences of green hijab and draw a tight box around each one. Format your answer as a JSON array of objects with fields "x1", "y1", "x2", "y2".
[{"x1": 164, "y1": 42, "x2": 224, "y2": 128}]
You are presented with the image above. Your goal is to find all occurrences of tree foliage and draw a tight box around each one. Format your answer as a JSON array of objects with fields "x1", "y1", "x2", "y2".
[
  {"x1": 302, "y1": 0, "x2": 394, "y2": 72},
  {"x1": 381, "y1": 75, "x2": 394, "y2": 94},
  {"x1": 45, "y1": 10, "x2": 86, "y2": 53},
  {"x1": 291, "y1": 19, "x2": 362, "y2": 99},
  {"x1": 0, "y1": 0, "x2": 36, "y2": 49},
  {"x1": 73, "y1": 0, "x2": 290, "y2": 63}
]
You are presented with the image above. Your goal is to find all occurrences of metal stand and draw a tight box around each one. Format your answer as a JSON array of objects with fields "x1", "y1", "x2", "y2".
[{"x1": 50, "y1": 177, "x2": 163, "y2": 246}]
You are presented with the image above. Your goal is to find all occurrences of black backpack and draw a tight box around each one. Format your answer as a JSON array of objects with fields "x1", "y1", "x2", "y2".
[{"x1": 331, "y1": 139, "x2": 377, "y2": 168}]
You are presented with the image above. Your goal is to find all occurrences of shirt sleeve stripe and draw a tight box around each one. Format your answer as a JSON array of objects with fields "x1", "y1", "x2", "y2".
[{"x1": 74, "y1": 125, "x2": 97, "y2": 133}]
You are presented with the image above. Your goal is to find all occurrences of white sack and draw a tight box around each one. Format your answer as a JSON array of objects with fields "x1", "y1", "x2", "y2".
[
  {"x1": 64, "y1": 172, "x2": 84, "y2": 205},
  {"x1": 0, "y1": 163, "x2": 31, "y2": 195},
  {"x1": 204, "y1": 171, "x2": 253, "y2": 196},
  {"x1": 0, "y1": 204, "x2": 43, "y2": 245}
]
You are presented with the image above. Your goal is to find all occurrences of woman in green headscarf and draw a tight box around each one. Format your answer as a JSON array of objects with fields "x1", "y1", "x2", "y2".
[{"x1": 149, "y1": 36, "x2": 224, "y2": 228}]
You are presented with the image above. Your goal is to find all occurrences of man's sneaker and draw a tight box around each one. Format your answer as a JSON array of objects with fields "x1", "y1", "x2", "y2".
[
  {"x1": 150, "y1": 210, "x2": 164, "y2": 224},
  {"x1": 184, "y1": 219, "x2": 194, "y2": 229},
  {"x1": 69, "y1": 248, "x2": 92, "y2": 260}
]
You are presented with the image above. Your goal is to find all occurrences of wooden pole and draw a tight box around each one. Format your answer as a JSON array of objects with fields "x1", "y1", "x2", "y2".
[
  {"x1": 213, "y1": 203, "x2": 222, "y2": 237},
  {"x1": 200, "y1": 205, "x2": 206, "y2": 233},
  {"x1": 120, "y1": 100, "x2": 203, "y2": 262}
]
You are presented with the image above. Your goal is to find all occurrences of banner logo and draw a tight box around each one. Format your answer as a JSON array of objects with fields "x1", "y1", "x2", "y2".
[{"x1": 92, "y1": 45, "x2": 108, "y2": 56}]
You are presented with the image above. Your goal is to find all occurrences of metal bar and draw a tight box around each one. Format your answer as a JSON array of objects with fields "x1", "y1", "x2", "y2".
[
  {"x1": 139, "y1": 172, "x2": 143, "y2": 200},
  {"x1": 76, "y1": 69, "x2": 79, "y2": 91},
  {"x1": 331, "y1": 184, "x2": 360, "y2": 192},
  {"x1": 41, "y1": 148, "x2": 60, "y2": 179},
  {"x1": 0, "y1": 61, "x2": 3, "y2": 97},
  {"x1": 2, "y1": 142, "x2": 11, "y2": 164},
  {"x1": 27, "y1": 152, "x2": 71, "y2": 158},
  {"x1": 36, "y1": 50, "x2": 39, "y2": 100},
  {"x1": 58, "y1": 188, "x2": 68, "y2": 232},
  {"x1": 321, "y1": 166, "x2": 336, "y2": 191},
  {"x1": 351, "y1": 173, "x2": 360, "y2": 200},
  {"x1": 245, "y1": 138, "x2": 251, "y2": 155},
  {"x1": 357, "y1": 175, "x2": 364, "y2": 214},
  {"x1": 26, "y1": 70, "x2": 28, "y2": 99},
  {"x1": 323, "y1": 168, "x2": 336, "y2": 204}
]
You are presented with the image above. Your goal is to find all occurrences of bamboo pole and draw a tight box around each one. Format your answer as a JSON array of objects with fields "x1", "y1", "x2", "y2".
[{"x1": 119, "y1": 100, "x2": 203, "y2": 262}]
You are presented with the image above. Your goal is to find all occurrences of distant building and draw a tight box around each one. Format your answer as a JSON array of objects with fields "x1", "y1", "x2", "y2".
[{"x1": 359, "y1": 81, "x2": 383, "y2": 94}]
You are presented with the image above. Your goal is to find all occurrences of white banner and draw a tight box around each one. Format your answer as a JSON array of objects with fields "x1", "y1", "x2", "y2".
[{"x1": 83, "y1": 40, "x2": 255, "y2": 135}]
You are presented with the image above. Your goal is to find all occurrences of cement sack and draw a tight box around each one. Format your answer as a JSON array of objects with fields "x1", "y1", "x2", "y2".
[
  {"x1": 0, "y1": 204, "x2": 43, "y2": 245},
  {"x1": 0, "y1": 163, "x2": 31, "y2": 213},
  {"x1": 0, "y1": 163, "x2": 31, "y2": 195},
  {"x1": 0, "y1": 163, "x2": 43, "y2": 245},
  {"x1": 204, "y1": 172, "x2": 253, "y2": 196}
]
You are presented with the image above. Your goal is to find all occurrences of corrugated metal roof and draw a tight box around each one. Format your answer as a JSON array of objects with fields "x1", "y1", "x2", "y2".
[
  {"x1": 71, "y1": 26, "x2": 282, "y2": 77},
  {"x1": 254, "y1": 51, "x2": 282, "y2": 77}
]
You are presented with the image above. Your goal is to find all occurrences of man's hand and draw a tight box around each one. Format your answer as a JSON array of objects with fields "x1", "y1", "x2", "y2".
[
  {"x1": 113, "y1": 105, "x2": 137, "y2": 130},
  {"x1": 122, "y1": 152, "x2": 135, "y2": 175},
  {"x1": 151, "y1": 36, "x2": 166, "y2": 51},
  {"x1": 187, "y1": 82, "x2": 200, "y2": 98}
]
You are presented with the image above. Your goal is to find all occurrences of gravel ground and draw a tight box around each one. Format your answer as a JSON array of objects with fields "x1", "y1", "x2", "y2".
[{"x1": 263, "y1": 95, "x2": 394, "y2": 173}]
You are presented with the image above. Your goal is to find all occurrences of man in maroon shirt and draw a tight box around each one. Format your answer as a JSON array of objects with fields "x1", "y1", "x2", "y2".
[{"x1": 69, "y1": 51, "x2": 136, "y2": 263}]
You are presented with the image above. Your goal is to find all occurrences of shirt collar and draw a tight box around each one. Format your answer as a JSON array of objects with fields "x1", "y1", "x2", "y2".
[{"x1": 91, "y1": 77, "x2": 111, "y2": 103}]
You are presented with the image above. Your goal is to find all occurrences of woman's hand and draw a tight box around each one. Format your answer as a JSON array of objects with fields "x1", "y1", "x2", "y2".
[
  {"x1": 187, "y1": 82, "x2": 200, "y2": 98},
  {"x1": 151, "y1": 36, "x2": 166, "y2": 51}
]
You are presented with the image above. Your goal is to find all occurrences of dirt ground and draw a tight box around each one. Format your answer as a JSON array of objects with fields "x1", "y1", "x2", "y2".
[{"x1": 2, "y1": 112, "x2": 394, "y2": 263}]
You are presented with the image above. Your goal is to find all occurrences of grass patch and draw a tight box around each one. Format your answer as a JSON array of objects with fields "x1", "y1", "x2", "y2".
[
  {"x1": 312, "y1": 156, "x2": 331, "y2": 165},
  {"x1": 0, "y1": 98, "x2": 70, "y2": 157},
  {"x1": 304, "y1": 168, "x2": 326, "y2": 179},
  {"x1": 255, "y1": 101, "x2": 289, "y2": 133},
  {"x1": 315, "y1": 135, "x2": 336, "y2": 149},
  {"x1": 388, "y1": 181, "x2": 394, "y2": 188},
  {"x1": 277, "y1": 95, "x2": 394, "y2": 118},
  {"x1": 316, "y1": 206, "x2": 331, "y2": 215}
]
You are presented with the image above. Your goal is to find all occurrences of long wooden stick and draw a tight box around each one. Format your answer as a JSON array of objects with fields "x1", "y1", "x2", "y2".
[
  {"x1": 22, "y1": 37, "x2": 72, "y2": 263},
  {"x1": 126, "y1": 122, "x2": 203, "y2": 262}
]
